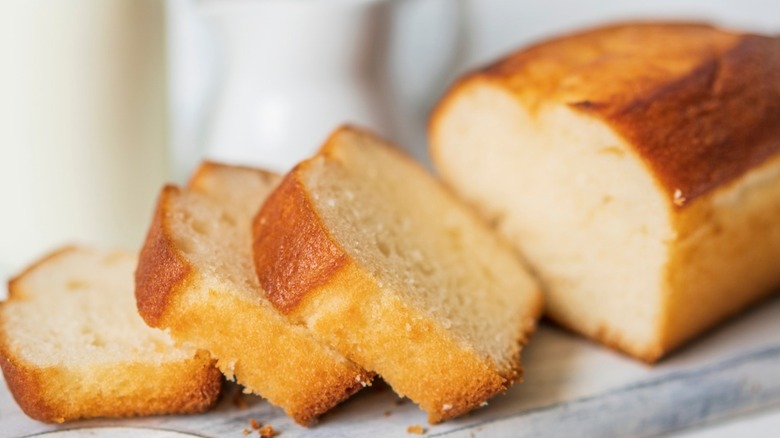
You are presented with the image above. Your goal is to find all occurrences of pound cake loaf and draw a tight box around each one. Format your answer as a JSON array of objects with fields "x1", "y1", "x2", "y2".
[
  {"x1": 429, "y1": 22, "x2": 780, "y2": 362},
  {"x1": 252, "y1": 126, "x2": 542, "y2": 423},
  {"x1": 135, "y1": 162, "x2": 371, "y2": 426},
  {"x1": 0, "y1": 246, "x2": 221, "y2": 423}
]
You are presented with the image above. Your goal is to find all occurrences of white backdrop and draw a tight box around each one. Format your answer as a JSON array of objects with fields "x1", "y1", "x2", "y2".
[
  {"x1": 459, "y1": 0, "x2": 779, "y2": 70},
  {"x1": 166, "y1": 0, "x2": 780, "y2": 176}
]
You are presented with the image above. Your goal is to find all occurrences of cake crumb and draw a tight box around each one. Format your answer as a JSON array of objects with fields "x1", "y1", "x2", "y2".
[
  {"x1": 259, "y1": 425, "x2": 275, "y2": 438},
  {"x1": 242, "y1": 429, "x2": 251, "y2": 436},
  {"x1": 249, "y1": 418, "x2": 261, "y2": 430},
  {"x1": 384, "y1": 410, "x2": 392, "y2": 417},
  {"x1": 673, "y1": 189, "x2": 686, "y2": 207},
  {"x1": 407, "y1": 424, "x2": 426, "y2": 435},
  {"x1": 395, "y1": 398, "x2": 407, "y2": 406},
  {"x1": 355, "y1": 374, "x2": 371, "y2": 387}
]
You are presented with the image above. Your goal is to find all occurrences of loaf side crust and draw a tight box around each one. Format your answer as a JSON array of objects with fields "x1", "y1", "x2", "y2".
[
  {"x1": 136, "y1": 186, "x2": 193, "y2": 328},
  {"x1": 659, "y1": 153, "x2": 780, "y2": 355},
  {"x1": 251, "y1": 174, "x2": 348, "y2": 314},
  {"x1": 0, "y1": 349, "x2": 221, "y2": 422}
]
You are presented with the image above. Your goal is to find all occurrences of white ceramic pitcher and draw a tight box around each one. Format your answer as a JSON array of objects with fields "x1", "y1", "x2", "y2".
[{"x1": 169, "y1": 0, "x2": 462, "y2": 175}]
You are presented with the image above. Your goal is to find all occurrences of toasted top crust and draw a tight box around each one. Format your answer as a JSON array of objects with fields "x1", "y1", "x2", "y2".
[
  {"x1": 135, "y1": 185, "x2": 192, "y2": 328},
  {"x1": 445, "y1": 22, "x2": 780, "y2": 207},
  {"x1": 251, "y1": 174, "x2": 348, "y2": 314}
]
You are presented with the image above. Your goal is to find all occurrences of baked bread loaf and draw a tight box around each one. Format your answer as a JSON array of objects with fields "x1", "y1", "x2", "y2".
[
  {"x1": 0, "y1": 246, "x2": 221, "y2": 423},
  {"x1": 135, "y1": 162, "x2": 371, "y2": 426},
  {"x1": 252, "y1": 126, "x2": 542, "y2": 423},
  {"x1": 429, "y1": 22, "x2": 780, "y2": 362}
]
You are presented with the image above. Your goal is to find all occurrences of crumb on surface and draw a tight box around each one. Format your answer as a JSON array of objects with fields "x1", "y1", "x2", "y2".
[
  {"x1": 384, "y1": 410, "x2": 391, "y2": 417},
  {"x1": 407, "y1": 424, "x2": 426, "y2": 435},
  {"x1": 259, "y1": 424, "x2": 276, "y2": 438},
  {"x1": 395, "y1": 398, "x2": 407, "y2": 406},
  {"x1": 249, "y1": 418, "x2": 261, "y2": 430},
  {"x1": 242, "y1": 429, "x2": 251, "y2": 436}
]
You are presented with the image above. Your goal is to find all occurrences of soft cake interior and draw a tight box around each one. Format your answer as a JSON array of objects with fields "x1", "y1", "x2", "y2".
[{"x1": 304, "y1": 134, "x2": 539, "y2": 368}]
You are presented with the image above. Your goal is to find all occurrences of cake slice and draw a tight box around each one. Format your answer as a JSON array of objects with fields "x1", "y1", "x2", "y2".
[
  {"x1": 252, "y1": 126, "x2": 542, "y2": 423},
  {"x1": 0, "y1": 246, "x2": 221, "y2": 423},
  {"x1": 135, "y1": 162, "x2": 371, "y2": 426},
  {"x1": 429, "y1": 22, "x2": 780, "y2": 362}
]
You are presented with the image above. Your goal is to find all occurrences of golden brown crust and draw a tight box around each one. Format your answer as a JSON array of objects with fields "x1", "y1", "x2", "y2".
[
  {"x1": 454, "y1": 22, "x2": 780, "y2": 207},
  {"x1": 289, "y1": 367, "x2": 370, "y2": 426},
  {"x1": 252, "y1": 171, "x2": 348, "y2": 314},
  {"x1": 135, "y1": 185, "x2": 192, "y2": 327},
  {"x1": 581, "y1": 33, "x2": 780, "y2": 207},
  {"x1": 0, "y1": 350, "x2": 221, "y2": 422},
  {"x1": 0, "y1": 352, "x2": 53, "y2": 422},
  {"x1": 659, "y1": 154, "x2": 780, "y2": 358}
]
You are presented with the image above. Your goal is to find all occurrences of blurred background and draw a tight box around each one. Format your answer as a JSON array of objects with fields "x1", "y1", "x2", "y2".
[{"x1": 0, "y1": 0, "x2": 778, "y2": 271}]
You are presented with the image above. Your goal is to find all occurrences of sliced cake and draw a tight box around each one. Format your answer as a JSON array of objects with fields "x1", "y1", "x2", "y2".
[
  {"x1": 252, "y1": 126, "x2": 542, "y2": 423},
  {"x1": 135, "y1": 162, "x2": 372, "y2": 426},
  {"x1": 0, "y1": 246, "x2": 221, "y2": 423}
]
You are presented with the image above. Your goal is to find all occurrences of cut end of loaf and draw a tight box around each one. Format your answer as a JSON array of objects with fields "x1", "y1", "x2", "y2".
[
  {"x1": 431, "y1": 75, "x2": 672, "y2": 360},
  {"x1": 430, "y1": 22, "x2": 780, "y2": 362}
]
